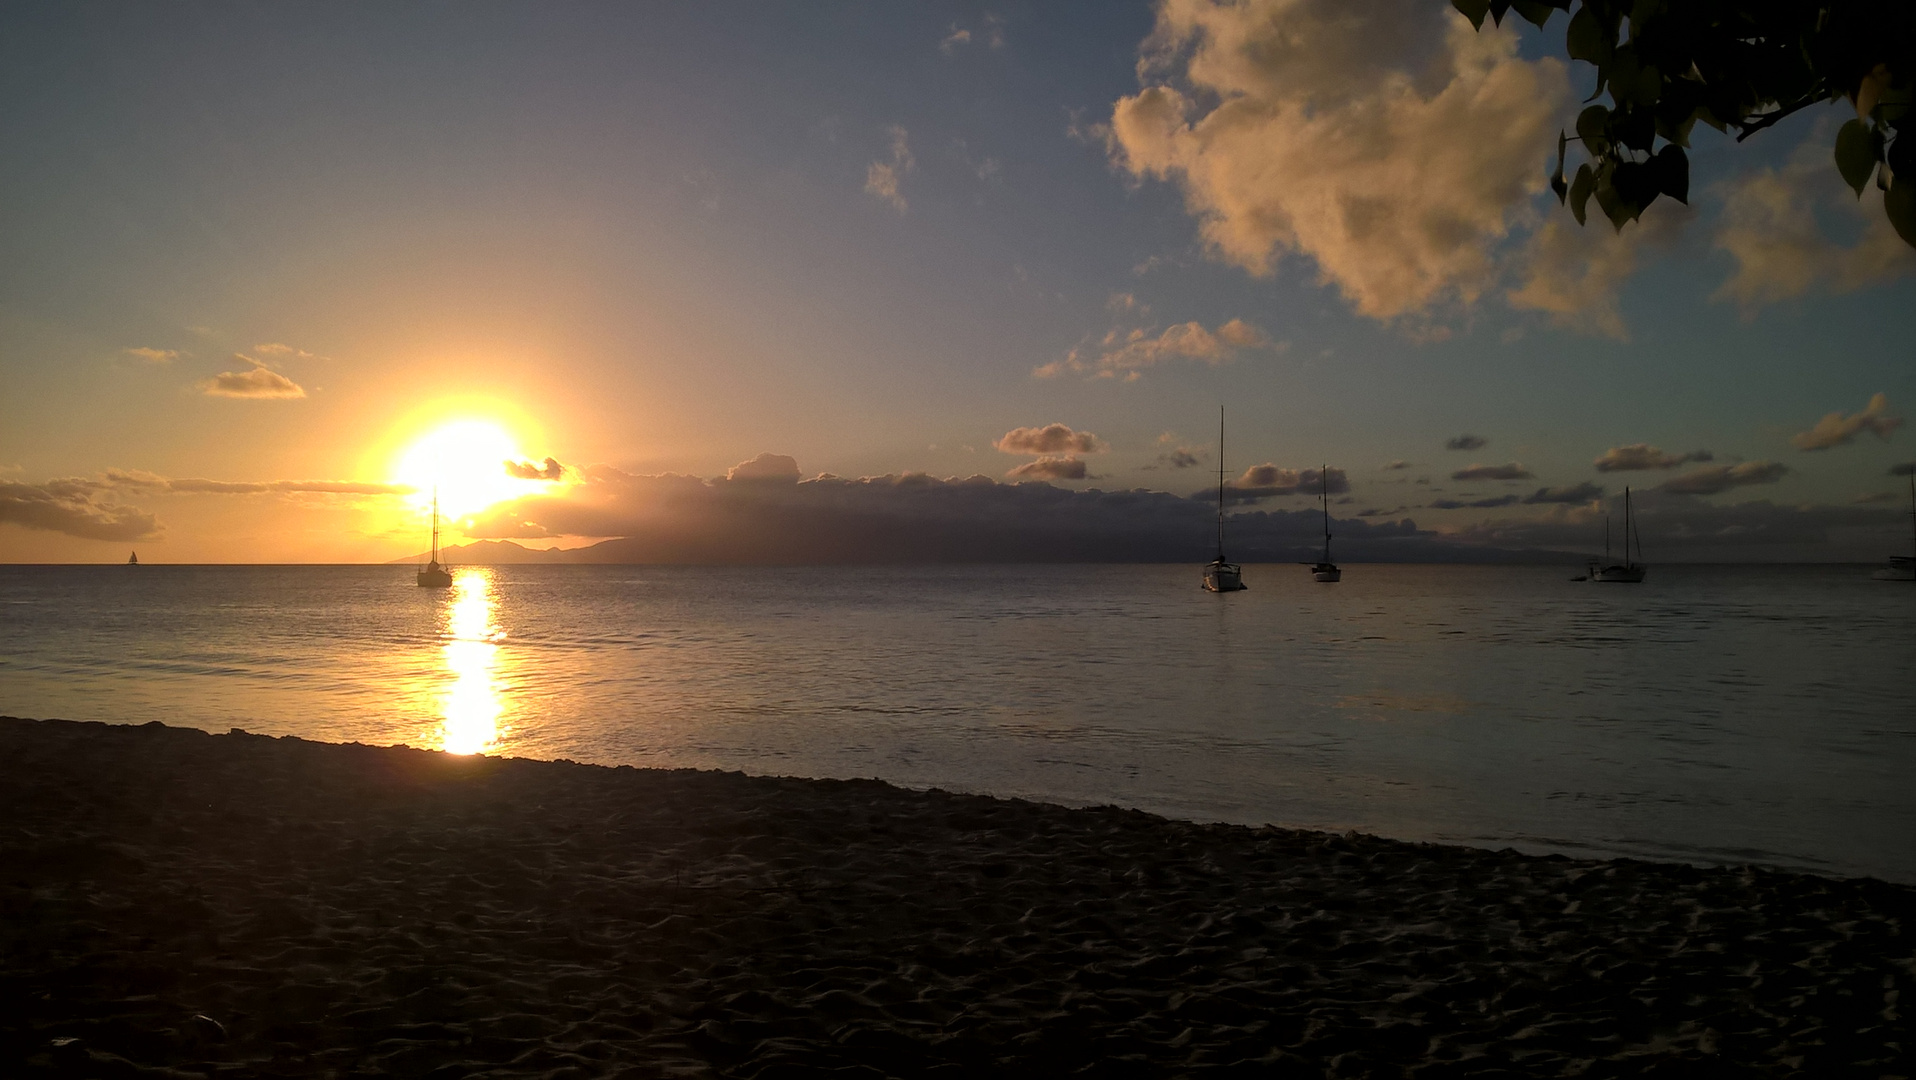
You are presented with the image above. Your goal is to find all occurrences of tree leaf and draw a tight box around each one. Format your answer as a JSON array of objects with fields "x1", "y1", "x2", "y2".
[
  {"x1": 1569, "y1": 163, "x2": 1596, "y2": 225},
  {"x1": 1565, "y1": 5, "x2": 1613, "y2": 65},
  {"x1": 1451, "y1": 0, "x2": 1492, "y2": 30},
  {"x1": 1885, "y1": 175, "x2": 1916, "y2": 249},
  {"x1": 1607, "y1": 45, "x2": 1645, "y2": 106},
  {"x1": 1651, "y1": 144, "x2": 1688, "y2": 204},
  {"x1": 1509, "y1": 0, "x2": 1562, "y2": 30},
  {"x1": 1594, "y1": 165, "x2": 1640, "y2": 231},
  {"x1": 1888, "y1": 129, "x2": 1914, "y2": 178},
  {"x1": 1609, "y1": 160, "x2": 1655, "y2": 225},
  {"x1": 1611, "y1": 104, "x2": 1655, "y2": 153},
  {"x1": 1835, "y1": 119, "x2": 1880, "y2": 197},
  {"x1": 1854, "y1": 65, "x2": 1888, "y2": 121},
  {"x1": 1628, "y1": 0, "x2": 1662, "y2": 37},
  {"x1": 1576, "y1": 105, "x2": 1612, "y2": 157}
]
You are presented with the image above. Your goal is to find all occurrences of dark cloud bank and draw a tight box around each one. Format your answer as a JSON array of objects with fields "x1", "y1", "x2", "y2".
[
  {"x1": 442, "y1": 467, "x2": 1908, "y2": 565},
  {"x1": 460, "y1": 467, "x2": 1457, "y2": 564},
  {"x1": 7, "y1": 464, "x2": 1902, "y2": 564}
]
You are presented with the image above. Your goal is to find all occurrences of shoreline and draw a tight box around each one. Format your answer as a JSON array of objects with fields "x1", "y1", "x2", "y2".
[{"x1": 3, "y1": 715, "x2": 1910, "y2": 1076}]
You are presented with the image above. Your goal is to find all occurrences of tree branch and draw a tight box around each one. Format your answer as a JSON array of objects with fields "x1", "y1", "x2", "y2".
[{"x1": 1734, "y1": 96, "x2": 1824, "y2": 142}]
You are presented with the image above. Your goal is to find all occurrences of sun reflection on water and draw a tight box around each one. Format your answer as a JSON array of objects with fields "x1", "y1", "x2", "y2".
[{"x1": 439, "y1": 568, "x2": 506, "y2": 754}]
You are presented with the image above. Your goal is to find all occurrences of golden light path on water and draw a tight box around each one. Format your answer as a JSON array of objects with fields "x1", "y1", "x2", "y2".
[{"x1": 439, "y1": 568, "x2": 505, "y2": 755}]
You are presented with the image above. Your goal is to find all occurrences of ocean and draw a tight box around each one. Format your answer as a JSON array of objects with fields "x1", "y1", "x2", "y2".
[{"x1": 2, "y1": 562, "x2": 1911, "y2": 882}]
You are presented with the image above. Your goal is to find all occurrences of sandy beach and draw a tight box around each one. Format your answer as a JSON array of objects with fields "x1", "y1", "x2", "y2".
[{"x1": 2, "y1": 716, "x2": 1910, "y2": 1077}]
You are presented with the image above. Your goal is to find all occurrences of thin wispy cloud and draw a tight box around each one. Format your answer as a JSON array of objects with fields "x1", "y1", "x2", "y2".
[
  {"x1": 1450, "y1": 463, "x2": 1530, "y2": 481},
  {"x1": 1445, "y1": 435, "x2": 1487, "y2": 451},
  {"x1": 124, "y1": 347, "x2": 181, "y2": 364},
  {"x1": 1431, "y1": 494, "x2": 1520, "y2": 509},
  {"x1": 101, "y1": 470, "x2": 406, "y2": 495},
  {"x1": 1594, "y1": 444, "x2": 1715, "y2": 472},
  {"x1": 938, "y1": 14, "x2": 1003, "y2": 54},
  {"x1": 1791, "y1": 393, "x2": 1902, "y2": 451},
  {"x1": 1007, "y1": 456, "x2": 1089, "y2": 480},
  {"x1": 1713, "y1": 135, "x2": 1916, "y2": 314},
  {"x1": 1035, "y1": 318, "x2": 1279, "y2": 381},
  {"x1": 199, "y1": 354, "x2": 306, "y2": 399},
  {"x1": 1522, "y1": 481, "x2": 1603, "y2": 504},
  {"x1": 1505, "y1": 202, "x2": 1689, "y2": 341},
  {"x1": 1659, "y1": 461, "x2": 1789, "y2": 495},
  {"x1": 864, "y1": 126, "x2": 914, "y2": 213}
]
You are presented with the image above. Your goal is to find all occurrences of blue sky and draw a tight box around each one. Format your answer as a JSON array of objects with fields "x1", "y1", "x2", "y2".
[{"x1": 2, "y1": 1, "x2": 1912, "y2": 562}]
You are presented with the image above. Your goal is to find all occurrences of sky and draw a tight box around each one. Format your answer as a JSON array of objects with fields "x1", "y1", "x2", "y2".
[{"x1": 2, "y1": 0, "x2": 1913, "y2": 564}]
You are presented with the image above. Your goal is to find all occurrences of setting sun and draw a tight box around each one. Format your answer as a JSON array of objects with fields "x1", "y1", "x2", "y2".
[{"x1": 392, "y1": 419, "x2": 550, "y2": 520}]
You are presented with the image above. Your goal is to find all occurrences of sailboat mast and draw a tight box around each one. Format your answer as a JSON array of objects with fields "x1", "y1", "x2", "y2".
[
  {"x1": 1320, "y1": 465, "x2": 1331, "y2": 562},
  {"x1": 1625, "y1": 486, "x2": 1634, "y2": 566},
  {"x1": 1216, "y1": 407, "x2": 1226, "y2": 560},
  {"x1": 431, "y1": 488, "x2": 441, "y2": 564}
]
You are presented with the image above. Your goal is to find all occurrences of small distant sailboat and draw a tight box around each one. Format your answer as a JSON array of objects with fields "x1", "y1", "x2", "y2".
[
  {"x1": 1203, "y1": 407, "x2": 1246, "y2": 593},
  {"x1": 1872, "y1": 471, "x2": 1916, "y2": 582},
  {"x1": 416, "y1": 490, "x2": 454, "y2": 588},
  {"x1": 1304, "y1": 465, "x2": 1340, "y2": 583},
  {"x1": 1587, "y1": 486, "x2": 1646, "y2": 583},
  {"x1": 127, "y1": 551, "x2": 138, "y2": 565}
]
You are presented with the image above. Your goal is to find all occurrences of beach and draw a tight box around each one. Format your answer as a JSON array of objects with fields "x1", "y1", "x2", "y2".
[{"x1": 2, "y1": 716, "x2": 1910, "y2": 1077}]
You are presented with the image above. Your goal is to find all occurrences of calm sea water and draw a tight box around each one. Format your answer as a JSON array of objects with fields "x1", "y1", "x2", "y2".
[{"x1": 2, "y1": 563, "x2": 1911, "y2": 881}]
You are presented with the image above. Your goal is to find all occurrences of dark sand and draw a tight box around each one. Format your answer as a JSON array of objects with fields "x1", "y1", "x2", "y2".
[{"x1": 2, "y1": 717, "x2": 1910, "y2": 1078}]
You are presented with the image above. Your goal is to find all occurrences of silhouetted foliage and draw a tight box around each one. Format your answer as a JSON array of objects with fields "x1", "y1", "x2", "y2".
[{"x1": 1455, "y1": 0, "x2": 1915, "y2": 246}]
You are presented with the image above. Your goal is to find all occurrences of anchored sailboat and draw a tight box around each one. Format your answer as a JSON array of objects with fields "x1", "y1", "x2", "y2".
[
  {"x1": 1587, "y1": 486, "x2": 1646, "y2": 583},
  {"x1": 416, "y1": 489, "x2": 453, "y2": 588},
  {"x1": 1872, "y1": 470, "x2": 1915, "y2": 581},
  {"x1": 1203, "y1": 408, "x2": 1246, "y2": 592},
  {"x1": 1304, "y1": 465, "x2": 1340, "y2": 582}
]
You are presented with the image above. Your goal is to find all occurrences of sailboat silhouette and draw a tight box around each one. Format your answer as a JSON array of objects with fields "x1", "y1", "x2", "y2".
[
  {"x1": 1203, "y1": 407, "x2": 1246, "y2": 592},
  {"x1": 416, "y1": 489, "x2": 453, "y2": 588}
]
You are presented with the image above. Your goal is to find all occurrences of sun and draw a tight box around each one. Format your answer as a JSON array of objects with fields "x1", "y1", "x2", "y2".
[{"x1": 391, "y1": 419, "x2": 550, "y2": 520}]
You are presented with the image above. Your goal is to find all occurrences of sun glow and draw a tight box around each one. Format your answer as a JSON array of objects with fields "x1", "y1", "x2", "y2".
[{"x1": 391, "y1": 418, "x2": 551, "y2": 520}]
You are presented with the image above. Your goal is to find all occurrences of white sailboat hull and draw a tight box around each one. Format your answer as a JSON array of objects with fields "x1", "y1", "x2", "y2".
[
  {"x1": 1589, "y1": 563, "x2": 1645, "y2": 583},
  {"x1": 1310, "y1": 564, "x2": 1340, "y2": 582},
  {"x1": 1203, "y1": 561, "x2": 1246, "y2": 592}
]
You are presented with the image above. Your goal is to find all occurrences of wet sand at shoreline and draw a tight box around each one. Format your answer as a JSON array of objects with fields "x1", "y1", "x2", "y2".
[{"x1": 2, "y1": 716, "x2": 1910, "y2": 1077}]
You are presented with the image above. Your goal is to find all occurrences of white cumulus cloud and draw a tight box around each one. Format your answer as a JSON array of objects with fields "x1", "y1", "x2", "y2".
[{"x1": 1107, "y1": 0, "x2": 1567, "y2": 323}]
